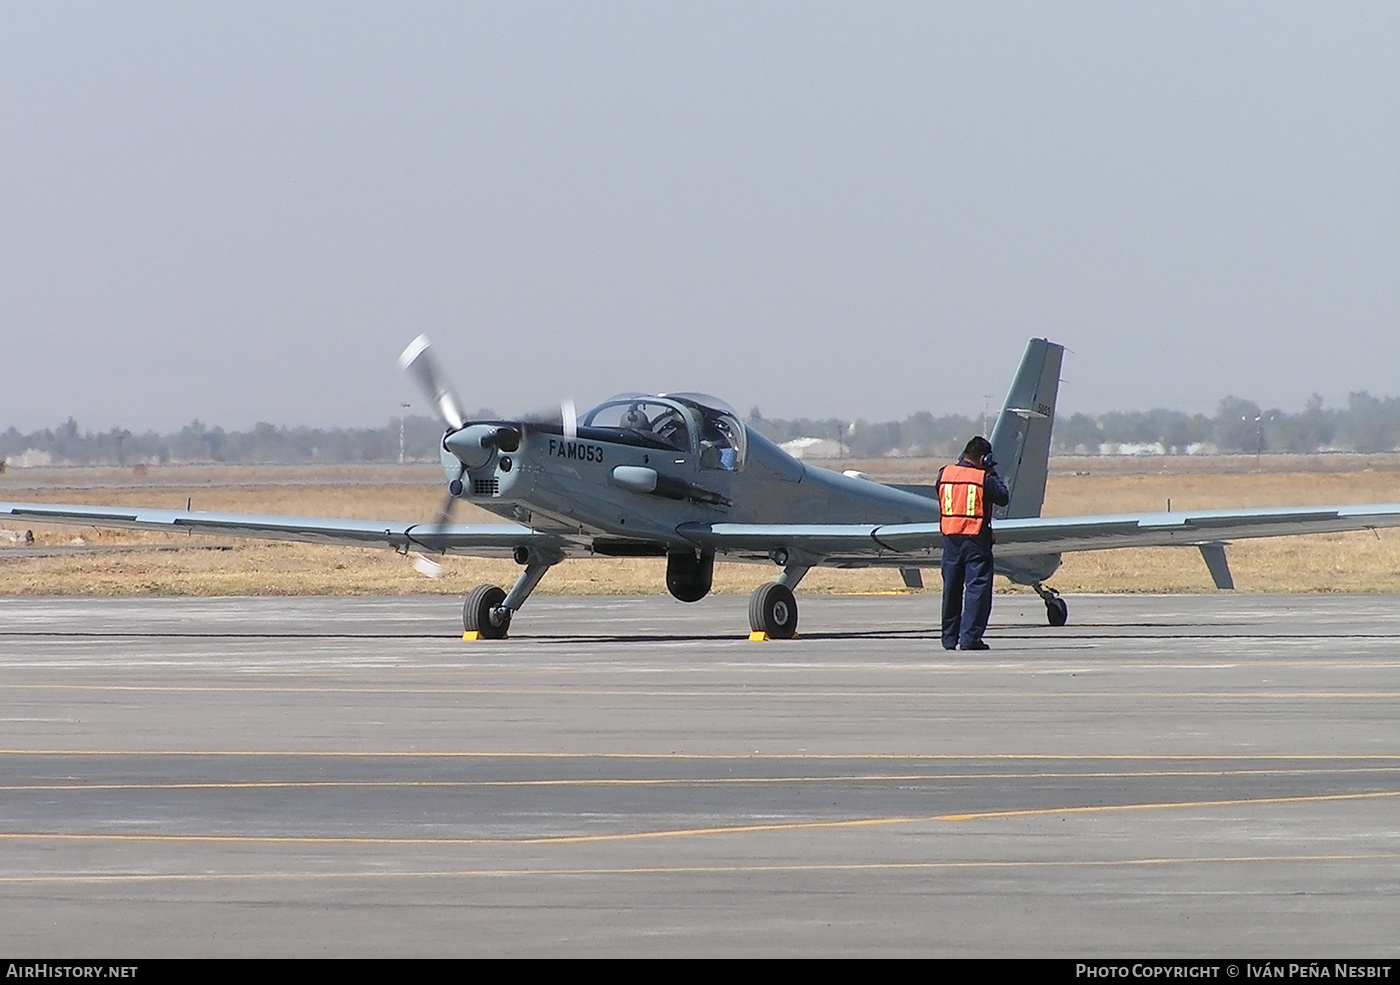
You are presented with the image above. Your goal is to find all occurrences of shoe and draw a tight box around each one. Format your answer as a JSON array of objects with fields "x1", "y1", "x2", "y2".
[
  {"x1": 960, "y1": 640, "x2": 991, "y2": 650},
  {"x1": 942, "y1": 643, "x2": 957, "y2": 651}
]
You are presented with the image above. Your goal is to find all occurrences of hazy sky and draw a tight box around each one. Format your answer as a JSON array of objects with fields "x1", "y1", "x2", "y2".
[{"x1": 2, "y1": 3, "x2": 1397, "y2": 431}]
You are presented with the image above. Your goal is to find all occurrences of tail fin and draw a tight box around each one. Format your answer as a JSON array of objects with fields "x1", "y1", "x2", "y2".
[{"x1": 989, "y1": 338, "x2": 1063, "y2": 520}]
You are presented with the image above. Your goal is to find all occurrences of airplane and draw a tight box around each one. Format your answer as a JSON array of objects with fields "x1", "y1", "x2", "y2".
[{"x1": 6, "y1": 335, "x2": 1400, "y2": 640}]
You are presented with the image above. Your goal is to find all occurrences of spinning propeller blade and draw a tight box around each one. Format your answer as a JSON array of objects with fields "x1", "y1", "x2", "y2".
[
  {"x1": 410, "y1": 478, "x2": 460, "y2": 578},
  {"x1": 397, "y1": 334, "x2": 575, "y2": 577},
  {"x1": 520, "y1": 400, "x2": 579, "y2": 438},
  {"x1": 562, "y1": 399, "x2": 577, "y2": 440},
  {"x1": 412, "y1": 554, "x2": 444, "y2": 579},
  {"x1": 398, "y1": 335, "x2": 470, "y2": 577},
  {"x1": 398, "y1": 334, "x2": 467, "y2": 431}
]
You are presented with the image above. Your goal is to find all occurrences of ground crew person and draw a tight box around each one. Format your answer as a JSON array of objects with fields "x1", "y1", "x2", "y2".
[{"x1": 936, "y1": 436, "x2": 1010, "y2": 650}]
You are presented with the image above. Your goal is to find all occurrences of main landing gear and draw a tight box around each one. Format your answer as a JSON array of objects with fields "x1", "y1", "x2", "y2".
[
  {"x1": 462, "y1": 551, "x2": 558, "y2": 639},
  {"x1": 1033, "y1": 582, "x2": 1068, "y2": 627},
  {"x1": 748, "y1": 563, "x2": 808, "y2": 640},
  {"x1": 749, "y1": 582, "x2": 798, "y2": 639},
  {"x1": 462, "y1": 558, "x2": 1067, "y2": 638}
]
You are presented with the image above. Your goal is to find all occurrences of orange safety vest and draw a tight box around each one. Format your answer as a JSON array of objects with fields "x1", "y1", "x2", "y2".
[{"x1": 937, "y1": 463, "x2": 989, "y2": 536}]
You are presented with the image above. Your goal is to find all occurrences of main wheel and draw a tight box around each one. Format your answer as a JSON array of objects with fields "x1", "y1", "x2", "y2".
[
  {"x1": 1045, "y1": 596, "x2": 1068, "y2": 627},
  {"x1": 463, "y1": 584, "x2": 510, "y2": 639},
  {"x1": 749, "y1": 582, "x2": 798, "y2": 639}
]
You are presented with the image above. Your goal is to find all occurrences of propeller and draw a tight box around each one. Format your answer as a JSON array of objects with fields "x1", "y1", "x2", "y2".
[
  {"x1": 519, "y1": 399, "x2": 578, "y2": 438},
  {"x1": 398, "y1": 334, "x2": 467, "y2": 432},
  {"x1": 412, "y1": 554, "x2": 445, "y2": 579},
  {"x1": 406, "y1": 461, "x2": 462, "y2": 578},
  {"x1": 562, "y1": 398, "x2": 577, "y2": 440},
  {"x1": 397, "y1": 333, "x2": 578, "y2": 577},
  {"x1": 402, "y1": 332, "x2": 571, "y2": 445},
  {"x1": 399, "y1": 334, "x2": 470, "y2": 576}
]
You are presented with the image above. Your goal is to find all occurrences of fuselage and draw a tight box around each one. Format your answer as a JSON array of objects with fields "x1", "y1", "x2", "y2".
[
  {"x1": 437, "y1": 391, "x2": 1061, "y2": 583},
  {"x1": 441, "y1": 394, "x2": 940, "y2": 550}
]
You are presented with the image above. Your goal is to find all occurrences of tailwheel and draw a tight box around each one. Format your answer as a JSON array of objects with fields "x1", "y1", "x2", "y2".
[
  {"x1": 749, "y1": 582, "x2": 798, "y2": 640},
  {"x1": 1033, "y1": 582, "x2": 1068, "y2": 627},
  {"x1": 463, "y1": 584, "x2": 510, "y2": 639}
]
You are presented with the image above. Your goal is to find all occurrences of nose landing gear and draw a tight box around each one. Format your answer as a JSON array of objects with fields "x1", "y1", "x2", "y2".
[
  {"x1": 463, "y1": 584, "x2": 511, "y2": 639},
  {"x1": 462, "y1": 553, "x2": 560, "y2": 639}
]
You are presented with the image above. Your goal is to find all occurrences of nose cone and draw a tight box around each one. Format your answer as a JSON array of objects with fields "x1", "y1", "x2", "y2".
[{"x1": 443, "y1": 424, "x2": 500, "y2": 469}]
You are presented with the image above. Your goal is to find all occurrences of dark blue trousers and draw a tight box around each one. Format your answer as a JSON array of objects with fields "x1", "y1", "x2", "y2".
[{"x1": 941, "y1": 536, "x2": 994, "y2": 648}]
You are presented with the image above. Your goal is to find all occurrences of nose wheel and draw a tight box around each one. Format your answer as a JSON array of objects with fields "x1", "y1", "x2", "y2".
[{"x1": 463, "y1": 584, "x2": 511, "y2": 639}]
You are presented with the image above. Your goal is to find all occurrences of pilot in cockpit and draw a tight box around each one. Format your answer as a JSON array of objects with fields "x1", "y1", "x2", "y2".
[
  {"x1": 651, "y1": 409, "x2": 689, "y2": 449},
  {"x1": 621, "y1": 406, "x2": 652, "y2": 431},
  {"x1": 700, "y1": 415, "x2": 739, "y2": 471}
]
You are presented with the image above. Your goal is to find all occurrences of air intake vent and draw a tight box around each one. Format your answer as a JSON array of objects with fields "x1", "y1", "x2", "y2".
[{"x1": 472, "y1": 478, "x2": 500, "y2": 497}]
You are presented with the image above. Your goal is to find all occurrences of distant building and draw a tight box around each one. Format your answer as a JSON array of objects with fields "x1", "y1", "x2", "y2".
[
  {"x1": 7, "y1": 449, "x2": 53, "y2": 468},
  {"x1": 779, "y1": 437, "x2": 844, "y2": 460}
]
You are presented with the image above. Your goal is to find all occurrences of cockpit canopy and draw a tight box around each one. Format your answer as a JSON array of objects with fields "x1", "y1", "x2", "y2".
[{"x1": 581, "y1": 392, "x2": 747, "y2": 471}]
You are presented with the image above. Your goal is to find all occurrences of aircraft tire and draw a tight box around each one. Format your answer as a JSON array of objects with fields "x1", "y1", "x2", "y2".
[
  {"x1": 463, "y1": 584, "x2": 510, "y2": 639},
  {"x1": 749, "y1": 582, "x2": 798, "y2": 639},
  {"x1": 1046, "y1": 596, "x2": 1068, "y2": 627}
]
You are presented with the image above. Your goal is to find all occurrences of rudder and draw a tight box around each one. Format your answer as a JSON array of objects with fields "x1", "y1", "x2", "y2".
[{"x1": 988, "y1": 338, "x2": 1063, "y2": 520}]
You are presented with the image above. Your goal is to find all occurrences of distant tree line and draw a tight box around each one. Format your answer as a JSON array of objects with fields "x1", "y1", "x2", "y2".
[
  {"x1": 5, "y1": 392, "x2": 1400, "y2": 467},
  {"x1": 1053, "y1": 393, "x2": 1400, "y2": 456},
  {"x1": 0, "y1": 416, "x2": 448, "y2": 467},
  {"x1": 748, "y1": 393, "x2": 1400, "y2": 458}
]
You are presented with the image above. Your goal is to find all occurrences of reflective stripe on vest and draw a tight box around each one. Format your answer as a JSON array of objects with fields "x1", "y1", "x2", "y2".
[{"x1": 937, "y1": 463, "x2": 988, "y2": 537}]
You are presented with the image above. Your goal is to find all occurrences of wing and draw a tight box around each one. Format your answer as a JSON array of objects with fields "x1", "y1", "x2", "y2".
[
  {"x1": 888, "y1": 504, "x2": 1400, "y2": 558},
  {"x1": 14, "y1": 499, "x2": 1400, "y2": 568},
  {"x1": 0, "y1": 501, "x2": 574, "y2": 558},
  {"x1": 678, "y1": 503, "x2": 1400, "y2": 566}
]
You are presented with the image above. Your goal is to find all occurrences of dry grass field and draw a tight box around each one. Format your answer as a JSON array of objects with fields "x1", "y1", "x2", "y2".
[{"x1": 3, "y1": 455, "x2": 1400, "y2": 596}]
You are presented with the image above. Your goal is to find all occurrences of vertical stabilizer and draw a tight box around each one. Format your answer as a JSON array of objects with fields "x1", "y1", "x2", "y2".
[{"x1": 989, "y1": 338, "x2": 1063, "y2": 520}]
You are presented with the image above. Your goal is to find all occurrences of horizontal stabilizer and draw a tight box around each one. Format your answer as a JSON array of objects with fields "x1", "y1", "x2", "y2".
[{"x1": 886, "y1": 483, "x2": 939, "y2": 500}]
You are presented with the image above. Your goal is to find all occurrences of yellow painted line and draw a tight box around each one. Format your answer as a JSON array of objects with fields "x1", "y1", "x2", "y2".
[
  {"x1": 2, "y1": 789, "x2": 1396, "y2": 847},
  {"x1": 9, "y1": 684, "x2": 1400, "y2": 700},
  {"x1": 4, "y1": 766, "x2": 1400, "y2": 794},
  {"x1": 0, "y1": 817, "x2": 908, "y2": 847},
  {"x1": 3, "y1": 852, "x2": 1400, "y2": 885},
  {"x1": 4, "y1": 750, "x2": 1400, "y2": 761},
  {"x1": 937, "y1": 788, "x2": 1400, "y2": 821}
]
